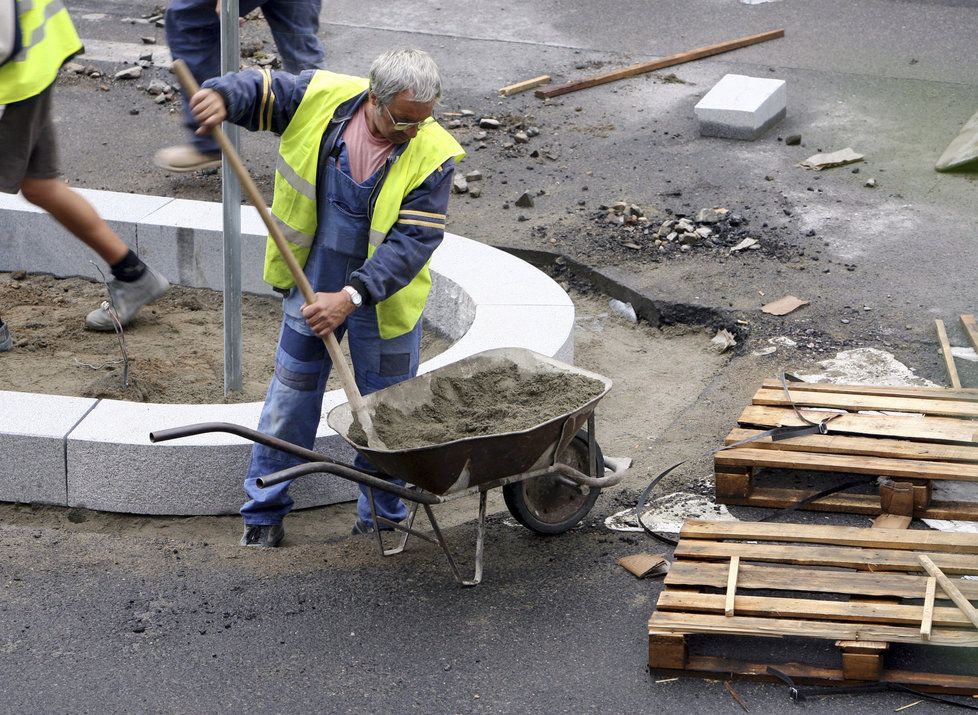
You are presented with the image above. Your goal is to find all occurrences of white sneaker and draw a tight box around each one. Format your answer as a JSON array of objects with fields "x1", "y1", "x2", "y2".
[
  {"x1": 153, "y1": 144, "x2": 221, "y2": 172},
  {"x1": 85, "y1": 266, "x2": 170, "y2": 331}
]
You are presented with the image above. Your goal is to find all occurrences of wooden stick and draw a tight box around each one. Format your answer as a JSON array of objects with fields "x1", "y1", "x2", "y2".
[
  {"x1": 935, "y1": 320, "x2": 962, "y2": 388},
  {"x1": 725, "y1": 555, "x2": 740, "y2": 617},
  {"x1": 961, "y1": 314, "x2": 978, "y2": 353},
  {"x1": 917, "y1": 554, "x2": 978, "y2": 631},
  {"x1": 535, "y1": 29, "x2": 785, "y2": 99},
  {"x1": 499, "y1": 75, "x2": 550, "y2": 97},
  {"x1": 920, "y1": 576, "x2": 937, "y2": 640},
  {"x1": 170, "y1": 60, "x2": 385, "y2": 448}
]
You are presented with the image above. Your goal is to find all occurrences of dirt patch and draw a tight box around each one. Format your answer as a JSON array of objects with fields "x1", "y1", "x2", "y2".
[
  {"x1": 0, "y1": 272, "x2": 447, "y2": 404},
  {"x1": 350, "y1": 362, "x2": 606, "y2": 449}
]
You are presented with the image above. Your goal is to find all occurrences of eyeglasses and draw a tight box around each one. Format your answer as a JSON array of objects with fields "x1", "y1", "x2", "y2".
[{"x1": 382, "y1": 104, "x2": 435, "y2": 132}]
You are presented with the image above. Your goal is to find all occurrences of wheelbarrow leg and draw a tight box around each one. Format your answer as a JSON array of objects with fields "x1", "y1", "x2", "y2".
[
  {"x1": 364, "y1": 487, "x2": 419, "y2": 556},
  {"x1": 423, "y1": 490, "x2": 486, "y2": 587}
]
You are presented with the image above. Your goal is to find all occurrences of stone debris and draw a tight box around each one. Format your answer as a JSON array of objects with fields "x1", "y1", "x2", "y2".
[
  {"x1": 468, "y1": 184, "x2": 482, "y2": 198},
  {"x1": 729, "y1": 237, "x2": 759, "y2": 253},
  {"x1": 515, "y1": 191, "x2": 534, "y2": 208},
  {"x1": 146, "y1": 79, "x2": 170, "y2": 95},
  {"x1": 479, "y1": 117, "x2": 501, "y2": 129},
  {"x1": 452, "y1": 175, "x2": 468, "y2": 194},
  {"x1": 785, "y1": 134, "x2": 801, "y2": 145},
  {"x1": 63, "y1": 62, "x2": 86, "y2": 74},
  {"x1": 609, "y1": 299, "x2": 637, "y2": 323},
  {"x1": 864, "y1": 178, "x2": 877, "y2": 188},
  {"x1": 513, "y1": 131, "x2": 529, "y2": 144},
  {"x1": 464, "y1": 170, "x2": 483, "y2": 182},
  {"x1": 114, "y1": 66, "x2": 142, "y2": 80},
  {"x1": 140, "y1": 36, "x2": 157, "y2": 44},
  {"x1": 710, "y1": 329, "x2": 737, "y2": 353}
]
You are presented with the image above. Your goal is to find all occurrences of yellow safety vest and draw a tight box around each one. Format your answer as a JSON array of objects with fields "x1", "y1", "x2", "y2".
[
  {"x1": 265, "y1": 70, "x2": 465, "y2": 339},
  {"x1": 0, "y1": 0, "x2": 82, "y2": 104}
]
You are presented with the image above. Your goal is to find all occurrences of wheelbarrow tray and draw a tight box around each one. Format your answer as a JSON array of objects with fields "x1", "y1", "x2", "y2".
[{"x1": 327, "y1": 347, "x2": 612, "y2": 496}]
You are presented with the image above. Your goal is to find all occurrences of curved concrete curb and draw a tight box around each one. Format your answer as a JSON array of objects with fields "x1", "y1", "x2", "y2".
[{"x1": 0, "y1": 189, "x2": 574, "y2": 515}]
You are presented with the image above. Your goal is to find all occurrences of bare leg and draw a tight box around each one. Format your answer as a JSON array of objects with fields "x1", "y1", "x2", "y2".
[{"x1": 19, "y1": 177, "x2": 128, "y2": 265}]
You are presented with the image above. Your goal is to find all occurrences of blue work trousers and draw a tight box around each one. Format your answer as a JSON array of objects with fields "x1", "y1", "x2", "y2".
[
  {"x1": 241, "y1": 150, "x2": 417, "y2": 528},
  {"x1": 164, "y1": 0, "x2": 326, "y2": 153}
]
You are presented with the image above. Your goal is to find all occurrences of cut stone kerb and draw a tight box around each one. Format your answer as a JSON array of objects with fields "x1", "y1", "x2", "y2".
[
  {"x1": 694, "y1": 73, "x2": 787, "y2": 140},
  {"x1": 0, "y1": 188, "x2": 575, "y2": 515}
]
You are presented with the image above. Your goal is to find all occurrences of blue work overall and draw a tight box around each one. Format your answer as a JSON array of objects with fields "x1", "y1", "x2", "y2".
[{"x1": 240, "y1": 137, "x2": 417, "y2": 527}]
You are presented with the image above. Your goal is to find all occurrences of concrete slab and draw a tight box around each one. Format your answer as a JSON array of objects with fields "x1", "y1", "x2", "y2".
[
  {"x1": 695, "y1": 73, "x2": 787, "y2": 140},
  {"x1": 0, "y1": 390, "x2": 97, "y2": 505},
  {"x1": 935, "y1": 107, "x2": 978, "y2": 172}
]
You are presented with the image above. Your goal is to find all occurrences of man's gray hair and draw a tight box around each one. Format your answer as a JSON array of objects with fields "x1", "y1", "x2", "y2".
[{"x1": 369, "y1": 49, "x2": 442, "y2": 107}]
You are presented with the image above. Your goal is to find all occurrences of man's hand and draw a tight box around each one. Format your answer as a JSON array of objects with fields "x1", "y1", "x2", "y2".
[
  {"x1": 188, "y1": 89, "x2": 228, "y2": 134},
  {"x1": 301, "y1": 291, "x2": 356, "y2": 340}
]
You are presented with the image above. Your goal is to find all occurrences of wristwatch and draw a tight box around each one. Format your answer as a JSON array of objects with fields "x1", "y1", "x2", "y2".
[{"x1": 342, "y1": 285, "x2": 363, "y2": 308}]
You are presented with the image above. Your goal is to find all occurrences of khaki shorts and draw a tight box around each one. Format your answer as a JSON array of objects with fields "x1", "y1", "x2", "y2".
[{"x1": 0, "y1": 84, "x2": 59, "y2": 194}]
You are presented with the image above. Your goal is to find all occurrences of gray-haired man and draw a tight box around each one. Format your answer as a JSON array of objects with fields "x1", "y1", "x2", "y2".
[{"x1": 188, "y1": 50, "x2": 465, "y2": 546}]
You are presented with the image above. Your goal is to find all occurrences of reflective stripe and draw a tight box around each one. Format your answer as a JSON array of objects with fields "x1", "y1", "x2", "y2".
[
  {"x1": 258, "y1": 68, "x2": 270, "y2": 131},
  {"x1": 14, "y1": 0, "x2": 66, "y2": 60},
  {"x1": 399, "y1": 209, "x2": 445, "y2": 221},
  {"x1": 368, "y1": 228, "x2": 385, "y2": 247},
  {"x1": 275, "y1": 155, "x2": 316, "y2": 201},
  {"x1": 398, "y1": 218, "x2": 445, "y2": 230},
  {"x1": 274, "y1": 215, "x2": 314, "y2": 248}
]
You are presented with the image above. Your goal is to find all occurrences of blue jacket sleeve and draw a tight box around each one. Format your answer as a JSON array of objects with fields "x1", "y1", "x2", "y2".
[
  {"x1": 201, "y1": 69, "x2": 314, "y2": 134},
  {"x1": 348, "y1": 159, "x2": 455, "y2": 306}
]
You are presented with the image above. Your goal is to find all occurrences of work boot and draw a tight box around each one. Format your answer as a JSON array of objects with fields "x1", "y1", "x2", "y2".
[
  {"x1": 85, "y1": 266, "x2": 170, "y2": 331},
  {"x1": 240, "y1": 523, "x2": 285, "y2": 548},
  {"x1": 350, "y1": 518, "x2": 374, "y2": 536},
  {"x1": 0, "y1": 322, "x2": 11, "y2": 352},
  {"x1": 153, "y1": 144, "x2": 221, "y2": 173}
]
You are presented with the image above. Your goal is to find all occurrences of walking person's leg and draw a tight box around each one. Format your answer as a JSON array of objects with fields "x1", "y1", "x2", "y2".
[{"x1": 260, "y1": 0, "x2": 325, "y2": 73}]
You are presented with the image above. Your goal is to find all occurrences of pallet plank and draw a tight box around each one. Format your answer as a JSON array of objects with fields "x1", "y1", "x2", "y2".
[
  {"x1": 725, "y1": 427, "x2": 978, "y2": 463},
  {"x1": 672, "y1": 540, "x2": 978, "y2": 575},
  {"x1": 648, "y1": 611, "x2": 978, "y2": 647},
  {"x1": 753, "y1": 387, "x2": 978, "y2": 418},
  {"x1": 761, "y1": 379, "x2": 978, "y2": 401},
  {"x1": 655, "y1": 591, "x2": 974, "y2": 628},
  {"x1": 738, "y1": 405, "x2": 978, "y2": 444},
  {"x1": 666, "y1": 560, "x2": 978, "y2": 600},
  {"x1": 679, "y1": 520, "x2": 978, "y2": 552},
  {"x1": 714, "y1": 447, "x2": 978, "y2": 481}
]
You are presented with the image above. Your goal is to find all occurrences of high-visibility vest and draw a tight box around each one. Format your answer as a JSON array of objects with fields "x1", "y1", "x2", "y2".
[
  {"x1": 0, "y1": 0, "x2": 82, "y2": 104},
  {"x1": 265, "y1": 70, "x2": 465, "y2": 339}
]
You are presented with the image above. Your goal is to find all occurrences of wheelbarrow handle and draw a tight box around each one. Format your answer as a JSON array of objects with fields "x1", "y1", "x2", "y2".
[
  {"x1": 257, "y1": 461, "x2": 440, "y2": 505},
  {"x1": 149, "y1": 421, "x2": 333, "y2": 465}
]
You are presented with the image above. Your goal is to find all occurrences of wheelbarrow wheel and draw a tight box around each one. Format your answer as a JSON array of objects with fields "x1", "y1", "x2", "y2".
[{"x1": 502, "y1": 431, "x2": 603, "y2": 535}]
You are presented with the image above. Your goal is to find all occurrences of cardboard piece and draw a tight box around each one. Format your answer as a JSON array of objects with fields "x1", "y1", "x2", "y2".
[
  {"x1": 761, "y1": 295, "x2": 809, "y2": 316},
  {"x1": 798, "y1": 147, "x2": 864, "y2": 170},
  {"x1": 617, "y1": 553, "x2": 669, "y2": 578}
]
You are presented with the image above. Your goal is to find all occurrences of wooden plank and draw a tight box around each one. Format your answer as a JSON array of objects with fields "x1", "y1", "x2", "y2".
[
  {"x1": 738, "y1": 405, "x2": 978, "y2": 444},
  {"x1": 647, "y1": 610, "x2": 978, "y2": 647},
  {"x1": 655, "y1": 655, "x2": 978, "y2": 695},
  {"x1": 752, "y1": 387, "x2": 978, "y2": 418},
  {"x1": 962, "y1": 314, "x2": 978, "y2": 354},
  {"x1": 724, "y1": 427, "x2": 978, "y2": 463},
  {"x1": 936, "y1": 320, "x2": 963, "y2": 388},
  {"x1": 647, "y1": 632, "x2": 688, "y2": 669},
  {"x1": 498, "y1": 75, "x2": 550, "y2": 97},
  {"x1": 655, "y1": 591, "x2": 974, "y2": 628},
  {"x1": 921, "y1": 577, "x2": 937, "y2": 640},
  {"x1": 535, "y1": 29, "x2": 784, "y2": 99},
  {"x1": 761, "y1": 379, "x2": 978, "y2": 401},
  {"x1": 725, "y1": 556, "x2": 739, "y2": 617},
  {"x1": 919, "y1": 555, "x2": 978, "y2": 631},
  {"x1": 665, "y1": 560, "x2": 978, "y2": 600},
  {"x1": 679, "y1": 520, "x2": 978, "y2": 552},
  {"x1": 672, "y1": 540, "x2": 978, "y2": 575},
  {"x1": 720, "y1": 486, "x2": 978, "y2": 522},
  {"x1": 715, "y1": 446, "x2": 978, "y2": 482}
]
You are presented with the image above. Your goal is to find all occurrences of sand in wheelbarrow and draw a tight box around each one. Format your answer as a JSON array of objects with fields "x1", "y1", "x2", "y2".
[{"x1": 349, "y1": 361, "x2": 606, "y2": 450}]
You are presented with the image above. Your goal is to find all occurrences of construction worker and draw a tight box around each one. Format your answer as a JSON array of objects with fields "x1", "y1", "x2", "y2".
[
  {"x1": 188, "y1": 49, "x2": 464, "y2": 547},
  {"x1": 154, "y1": 0, "x2": 326, "y2": 172},
  {"x1": 0, "y1": 0, "x2": 169, "y2": 350}
]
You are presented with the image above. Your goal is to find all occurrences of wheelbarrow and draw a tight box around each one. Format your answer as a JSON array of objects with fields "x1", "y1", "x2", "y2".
[{"x1": 150, "y1": 348, "x2": 627, "y2": 586}]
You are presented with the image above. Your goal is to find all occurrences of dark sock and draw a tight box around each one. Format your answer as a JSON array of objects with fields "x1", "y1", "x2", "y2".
[{"x1": 110, "y1": 250, "x2": 147, "y2": 282}]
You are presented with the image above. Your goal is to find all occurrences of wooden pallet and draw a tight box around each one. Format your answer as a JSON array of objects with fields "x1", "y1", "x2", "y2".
[
  {"x1": 714, "y1": 379, "x2": 978, "y2": 520},
  {"x1": 648, "y1": 520, "x2": 978, "y2": 694}
]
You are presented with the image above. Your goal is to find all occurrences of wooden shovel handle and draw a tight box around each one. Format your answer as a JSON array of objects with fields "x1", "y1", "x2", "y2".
[{"x1": 171, "y1": 59, "x2": 366, "y2": 415}]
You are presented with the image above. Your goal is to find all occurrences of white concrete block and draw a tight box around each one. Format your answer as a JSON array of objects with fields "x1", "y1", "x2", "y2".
[
  {"x1": 694, "y1": 74, "x2": 786, "y2": 140},
  {"x1": 0, "y1": 391, "x2": 97, "y2": 505}
]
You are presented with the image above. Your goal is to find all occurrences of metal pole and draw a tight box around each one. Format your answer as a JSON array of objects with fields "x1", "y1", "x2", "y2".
[{"x1": 220, "y1": 0, "x2": 243, "y2": 394}]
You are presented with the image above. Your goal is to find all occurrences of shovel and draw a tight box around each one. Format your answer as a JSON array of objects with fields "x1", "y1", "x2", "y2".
[{"x1": 172, "y1": 59, "x2": 386, "y2": 449}]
